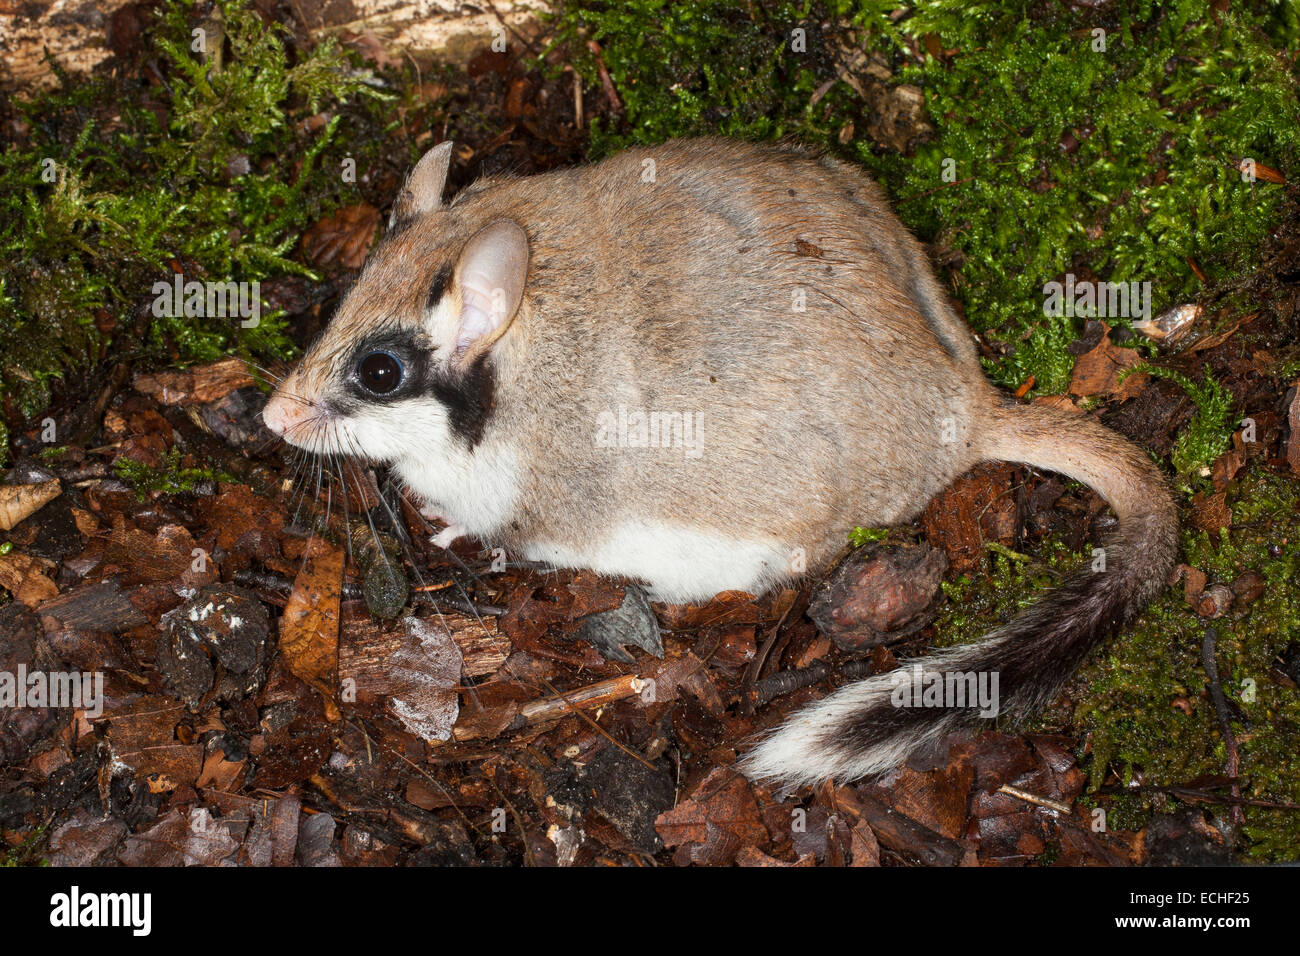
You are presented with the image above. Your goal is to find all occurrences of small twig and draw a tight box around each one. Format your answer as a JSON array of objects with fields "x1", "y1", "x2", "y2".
[
  {"x1": 339, "y1": 716, "x2": 481, "y2": 836},
  {"x1": 1094, "y1": 782, "x2": 1300, "y2": 811},
  {"x1": 749, "y1": 656, "x2": 878, "y2": 708},
  {"x1": 233, "y1": 568, "x2": 505, "y2": 616},
  {"x1": 146, "y1": 59, "x2": 174, "y2": 95},
  {"x1": 522, "y1": 674, "x2": 642, "y2": 720},
  {"x1": 72, "y1": 361, "x2": 131, "y2": 447},
  {"x1": 808, "y1": 76, "x2": 838, "y2": 109},
  {"x1": 1202, "y1": 626, "x2": 1244, "y2": 828},
  {"x1": 984, "y1": 541, "x2": 1032, "y2": 563},
  {"x1": 997, "y1": 784, "x2": 1072, "y2": 815},
  {"x1": 449, "y1": 672, "x2": 655, "y2": 770},
  {"x1": 411, "y1": 591, "x2": 506, "y2": 617},
  {"x1": 585, "y1": 40, "x2": 623, "y2": 115},
  {"x1": 481, "y1": 769, "x2": 537, "y2": 868},
  {"x1": 57, "y1": 461, "x2": 109, "y2": 483},
  {"x1": 484, "y1": 0, "x2": 542, "y2": 57},
  {"x1": 568, "y1": 66, "x2": 584, "y2": 129},
  {"x1": 401, "y1": 48, "x2": 422, "y2": 91},
  {"x1": 896, "y1": 175, "x2": 978, "y2": 205}
]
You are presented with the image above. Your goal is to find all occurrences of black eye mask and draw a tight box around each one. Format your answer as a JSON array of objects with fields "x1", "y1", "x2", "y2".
[{"x1": 339, "y1": 329, "x2": 497, "y2": 450}]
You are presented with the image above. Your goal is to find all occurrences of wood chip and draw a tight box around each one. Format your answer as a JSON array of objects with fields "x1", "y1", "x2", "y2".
[
  {"x1": 133, "y1": 357, "x2": 254, "y2": 406},
  {"x1": 0, "y1": 478, "x2": 60, "y2": 530}
]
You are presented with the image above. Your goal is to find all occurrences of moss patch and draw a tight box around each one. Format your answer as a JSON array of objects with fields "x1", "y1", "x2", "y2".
[
  {"x1": 0, "y1": 0, "x2": 389, "y2": 460},
  {"x1": 1126, "y1": 364, "x2": 1236, "y2": 480},
  {"x1": 113, "y1": 446, "x2": 234, "y2": 499}
]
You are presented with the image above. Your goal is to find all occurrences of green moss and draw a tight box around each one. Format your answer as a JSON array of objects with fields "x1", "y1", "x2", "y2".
[
  {"x1": 879, "y1": 1, "x2": 1300, "y2": 394},
  {"x1": 848, "y1": 525, "x2": 890, "y2": 547},
  {"x1": 551, "y1": 0, "x2": 1300, "y2": 394},
  {"x1": 0, "y1": 823, "x2": 48, "y2": 866},
  {"x1": 932, "y1": 469, "x2": 1300, "y2": 861},
  {"x1": 1125, "y1": 364, "x2": 1235, "y2": 479},
  {"x1": 1035, "y1": 841, "x2": 1062, "y2": 866},
  {"x1": 0, "y1": 0, "x2": 390, "y2": 462},
  {"x1": 113, "y1": 446, "x2": 234, "y2": 499},
  {"x1": 932, "y1": 533, "x2": 1085, "y2": 650}
]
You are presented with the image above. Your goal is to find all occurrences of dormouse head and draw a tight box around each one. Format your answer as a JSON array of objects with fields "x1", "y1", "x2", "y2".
[{"x1": 262, "y1": 142, "x2": 530, "y2": 465}]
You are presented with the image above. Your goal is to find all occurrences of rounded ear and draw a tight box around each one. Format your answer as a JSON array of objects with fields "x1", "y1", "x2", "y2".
[
  {"x1": 452, "y1": 220, "x2": 530, "y2": 364},
  {"x1": 388, "y1": 141, "x2": 454, "y2": 229}
]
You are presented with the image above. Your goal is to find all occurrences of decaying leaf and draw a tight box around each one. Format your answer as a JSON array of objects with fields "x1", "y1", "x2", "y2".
[
  {"x1": 280, "y1": 539, "x2": 343, "y2": 720},
  {"x1": 655, "y1": 766, "x2": 769, "y2": 865},
  {"x1": 1068, "y1": 322, "x2": 1148, "y2": 400},
  {"x1": 300, "y1": 203, "x2": 381, "y2": 270},
  {"x1": 103, "y1": 699, "x2": 203, "y2": 791},
  {"x1": 342, "y1": 29, "x2": 404, "y2": 71},
  {"x1": 382, "y1": 616, "x2": 463, "y2": 742},
  {"x1": 574, "y1": 584, "x2": 663, "y2": 663},
  {"x1": 921, "y1": 462, "x2": 1019, "y2": 575}
]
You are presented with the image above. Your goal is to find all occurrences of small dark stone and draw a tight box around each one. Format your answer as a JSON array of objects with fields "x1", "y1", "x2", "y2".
[{"x1": 361, "y1": 559, "x2": 408, "y2": 620}]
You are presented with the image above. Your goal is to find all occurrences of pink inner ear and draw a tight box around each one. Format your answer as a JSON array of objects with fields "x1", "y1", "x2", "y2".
[
  {"x1": 455, "y1": 301, "x2": 496, "y2": 353},
  {"x1": 451, "y1": 220, "x2": 529, "y2": 354}
]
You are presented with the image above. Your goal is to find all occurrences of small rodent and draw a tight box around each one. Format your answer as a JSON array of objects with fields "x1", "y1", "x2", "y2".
[{"x1": 263, "y1": 137, "x2": 1178, "y2": 787}]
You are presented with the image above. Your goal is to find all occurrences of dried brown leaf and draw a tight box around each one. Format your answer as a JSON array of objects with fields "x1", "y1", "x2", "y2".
[
  {"x1": 655, "y1": 766, "x2": 768, "y2": 865},
  {"x1": 280, "y1": 540, "x2": 343, "y2": 720}
]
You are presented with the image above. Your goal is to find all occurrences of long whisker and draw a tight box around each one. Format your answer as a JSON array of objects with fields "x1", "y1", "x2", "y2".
[{"x1": 241, "y1": 359, "x2": 289, "y2": 387}]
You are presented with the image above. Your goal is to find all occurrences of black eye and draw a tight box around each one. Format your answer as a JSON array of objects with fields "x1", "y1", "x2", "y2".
[{"x1": 357, "y1": 351, "x2": 403, "y2": 394}]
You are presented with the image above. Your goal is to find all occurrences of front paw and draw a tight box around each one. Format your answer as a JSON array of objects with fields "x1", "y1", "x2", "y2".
[{"x1": 431, "y1": 524, "x2": 464, "y2": 549}]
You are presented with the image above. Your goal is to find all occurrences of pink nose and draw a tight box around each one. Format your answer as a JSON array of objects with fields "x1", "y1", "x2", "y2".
[{"x1": 262, "y1": 392, "x2": 310, "y2": 438}]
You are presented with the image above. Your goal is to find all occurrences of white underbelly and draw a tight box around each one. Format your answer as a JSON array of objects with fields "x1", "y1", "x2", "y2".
[{"x1": 523, "y1": 521, "x2": 794, "y2": 603}]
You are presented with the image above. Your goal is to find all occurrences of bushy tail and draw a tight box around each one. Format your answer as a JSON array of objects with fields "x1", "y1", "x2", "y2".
[{"x1": 741, "y1": 401, "x2": 1179, "y2": 787}]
